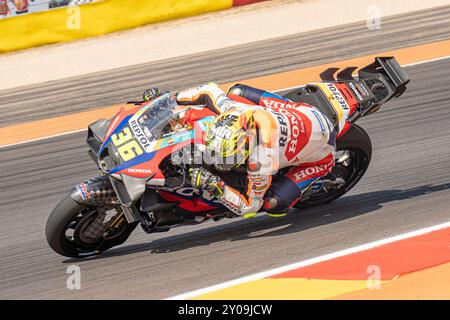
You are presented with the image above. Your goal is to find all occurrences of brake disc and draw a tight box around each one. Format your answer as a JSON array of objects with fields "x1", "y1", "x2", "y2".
[{"x1": 74, "y1": 207, "x2": 121, "y2": 245}]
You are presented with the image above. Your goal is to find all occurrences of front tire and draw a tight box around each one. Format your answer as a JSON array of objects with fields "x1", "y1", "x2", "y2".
[{"x1": 45, "y1": 194, "x2": 137, "y2": 258}]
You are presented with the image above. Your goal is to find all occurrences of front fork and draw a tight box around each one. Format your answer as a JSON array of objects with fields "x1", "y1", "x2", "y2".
[
  {"x1": 70, "y1": 174, "x2": 141, "y2": 250},
  {"x1": 71, "y1": 174, "x2": 150, "y2": 224},
  {"x1": 71, "y1": 174, "x2": 141, "y2": 223}
]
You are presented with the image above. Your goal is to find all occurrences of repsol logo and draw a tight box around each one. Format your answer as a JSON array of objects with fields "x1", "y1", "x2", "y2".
[
  {"x1": 326, "y1": 83, "x2": 349, "y2": 110},
  {"x1": 271, "y1": 109, "x2": 288, "y2": 147},
  {"x1": 130, "y1": 120, "x2": 151, "y2": 151}
]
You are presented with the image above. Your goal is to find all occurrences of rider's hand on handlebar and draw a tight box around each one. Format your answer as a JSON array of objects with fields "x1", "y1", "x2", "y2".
[{"x1": 189, "y1": 167, "x2": 225, "y2": 198}]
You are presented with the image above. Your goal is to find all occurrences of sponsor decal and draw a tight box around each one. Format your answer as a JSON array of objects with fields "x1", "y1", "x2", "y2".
[
  {"x1": 269, "y1": 106, "x2": 311, "y2": 161},
  {"x1": 325, "y1": 83, "x2": 349, "y2": 110},
  {"x1": 143, "y1": 126, "x2": 154, "y2": 139},
  {"x1": 76, "y1": 183, "x2": 91, "y2": 200},
  {"x1": 169, "y1": 187, "x2": 221, "y2": 203},
  {"x1": 221, "y1": 197, "x2": 242, "y2": 212},
  {"x1": 261, "y1": 98, "x2": 304, "y2": 110},
  {"x1": 273, "y1": 107, "x2": 310, "y2": 162},
  {"x1": 127, "y1": 168, "x2": 152, "y2": 174},
  {"x1": 262, "y1": 99, "x2": 314, "y2": 160},
  {"x1": 270, "y1": 109, "x2": 289, "y2": 147},
  {"x1": 348, "y1": 82, "x2": 364, "y2": 101},
  {"x1": 356, "y1": 82, "x2": 370, "y2": 97},
  {"x1": 251, "y1": 174, "x2": 269, "y2": 192},
  {"x1": 292, "y1": 162, "x2": 333, "y2": 182},
  {"x1": 284, "y1": 109, "x2": 307, "y2": 161},
  {"x1": 129, "y1": 120, "x2": 152, "y2": 152},
  {"x1": 252, "y1": 184, "x2": 267, "y2": 191},
  {"x1": 216, "y1": 93, "x2": 230, "y2": 109}
]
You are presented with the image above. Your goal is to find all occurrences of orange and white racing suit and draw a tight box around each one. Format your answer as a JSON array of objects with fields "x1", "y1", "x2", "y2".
[{"x1": 177, "y1": 84, "x2": 342, "y2": 215}]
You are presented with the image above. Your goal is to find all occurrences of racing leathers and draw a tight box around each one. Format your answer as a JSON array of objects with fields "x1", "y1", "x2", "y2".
[{"x1": 177, "y1": 83, "x2": 341, "y2": 216}]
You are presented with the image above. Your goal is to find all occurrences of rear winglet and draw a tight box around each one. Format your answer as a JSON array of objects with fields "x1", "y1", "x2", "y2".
[{"x1": 358, "y1": 57, "x2": 410, "y2": 103}]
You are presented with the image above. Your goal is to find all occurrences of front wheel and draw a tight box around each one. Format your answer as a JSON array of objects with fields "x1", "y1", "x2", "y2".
[
  {"x1": 45, "y1": 193, "x2": 138, "y2": 258},
  {"x1": 296, "y1": 124, "x2": 372, "y2": 207}
]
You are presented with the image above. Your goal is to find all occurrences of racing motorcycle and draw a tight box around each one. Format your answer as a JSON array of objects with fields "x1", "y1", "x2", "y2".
[{"x1": 45, "y1": 57, "x2": 409, "y2": 257}]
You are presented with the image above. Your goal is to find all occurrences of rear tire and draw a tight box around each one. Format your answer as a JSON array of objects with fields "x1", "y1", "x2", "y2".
[{"x1": 296, "y1": 124, "x2": 372, "y2": 207}]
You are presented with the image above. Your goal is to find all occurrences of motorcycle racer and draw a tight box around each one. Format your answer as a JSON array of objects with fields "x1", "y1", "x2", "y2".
[
  {"x1": 46, "y1": 57, "x2": 409, "y2": 258},
  {"x1": 176, "y1": 83, "x2": 344, "y2": 217}
]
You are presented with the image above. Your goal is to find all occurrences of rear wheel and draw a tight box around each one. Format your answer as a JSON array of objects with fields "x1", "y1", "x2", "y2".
[
  {"x1": 296, "y1": 124, "x2": 372, "y2": 207},
  {"x1": 45, "y1": 194, "x2": 138, "y2": 258}
]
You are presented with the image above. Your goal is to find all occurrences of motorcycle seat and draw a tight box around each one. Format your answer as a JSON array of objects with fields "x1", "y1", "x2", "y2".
[{"x1": 282, "y1": 85, "x2": 339, "y2": 130}]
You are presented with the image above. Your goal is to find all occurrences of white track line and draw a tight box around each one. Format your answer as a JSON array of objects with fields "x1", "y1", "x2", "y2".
[
  {"x1": 2, "y1": 54, "x2": 450, "y2": 150},
  {"x1": 0, "y1": 128, "x2": 87, "y2": 149},
  {"x1": 402, "y1": 55, "x2": 450, "y2": 67},
  {"x1": 167, "y1": 221, "x2": 450, "y2": 300},
  {"x1": 276, "y1": 54, "x2": 450, "y2": 93}
]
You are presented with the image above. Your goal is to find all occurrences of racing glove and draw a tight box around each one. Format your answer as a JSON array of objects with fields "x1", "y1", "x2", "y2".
[{"x1": 189, "y1": 167, "x2": 225, "y2": 198}]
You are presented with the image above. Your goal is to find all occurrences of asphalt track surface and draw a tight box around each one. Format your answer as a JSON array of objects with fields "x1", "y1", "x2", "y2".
[
  {"x1": 0, "y1": 9, "x2": 450, "y2": 299},
  {"x1": 1, "y1": 5, "x2": 450, "y2": 127}
]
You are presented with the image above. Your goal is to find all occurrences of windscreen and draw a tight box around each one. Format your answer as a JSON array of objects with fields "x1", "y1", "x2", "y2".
[{"x1": 135, "y1": 93, "x2": 180, "y2": 140}]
